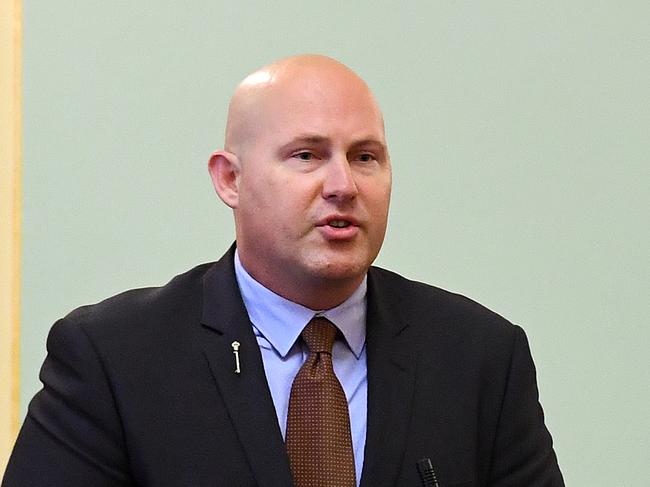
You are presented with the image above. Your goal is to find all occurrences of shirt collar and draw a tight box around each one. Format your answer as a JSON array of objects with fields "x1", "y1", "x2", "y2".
[{"x1": 234, "y1": 250, "x2": 366, "y2": 359}]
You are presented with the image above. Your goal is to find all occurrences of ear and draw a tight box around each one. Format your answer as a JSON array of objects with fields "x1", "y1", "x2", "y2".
[{"x1": 208, "y1": 150, "x2": 241, "y2": 209}]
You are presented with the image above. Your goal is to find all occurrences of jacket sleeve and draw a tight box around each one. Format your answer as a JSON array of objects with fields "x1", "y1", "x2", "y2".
[
  {"x1": 489, "y1": 325, "x2": 564, "y2": 486},
  {"x1": 2, "y1": 317, "x2": 134, "y2": 487}
]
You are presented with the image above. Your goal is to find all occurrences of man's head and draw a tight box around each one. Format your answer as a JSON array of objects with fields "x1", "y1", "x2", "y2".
[{"x1": 209, "y1": 55, "x2": 391, "y2": 309}]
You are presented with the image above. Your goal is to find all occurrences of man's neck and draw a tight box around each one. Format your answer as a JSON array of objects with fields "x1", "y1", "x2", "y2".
[{"x1": 235, "y1": 251, "x2": 366, "y2": 311}]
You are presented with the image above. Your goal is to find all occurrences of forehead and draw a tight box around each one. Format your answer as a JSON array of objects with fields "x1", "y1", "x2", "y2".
[{"x1": 255, "y1": 71, "x2": 386, "y2": 143}]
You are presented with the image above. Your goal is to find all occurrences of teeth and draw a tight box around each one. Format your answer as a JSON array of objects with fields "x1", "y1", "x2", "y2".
[{"x1": 329, "y1": 220, "x2": 350, "y2": 228}]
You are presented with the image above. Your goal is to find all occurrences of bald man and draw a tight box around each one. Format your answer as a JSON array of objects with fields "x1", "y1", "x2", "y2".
[{"x1": 3, "y1": 56, "x2": 564, "y2": 487}]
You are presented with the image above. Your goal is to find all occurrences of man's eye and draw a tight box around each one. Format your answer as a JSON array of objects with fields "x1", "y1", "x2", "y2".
[
  {"x1": 357, "y1": 153, "x2": 375, "y2": 163},
  {"x1": 294, "y1": 152, "x2": 315, "y2": 161}
]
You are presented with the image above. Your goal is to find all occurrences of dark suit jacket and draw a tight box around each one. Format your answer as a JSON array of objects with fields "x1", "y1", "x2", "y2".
[{"x1": 3, "y1": 247, "x2": 563, "y2": 486}]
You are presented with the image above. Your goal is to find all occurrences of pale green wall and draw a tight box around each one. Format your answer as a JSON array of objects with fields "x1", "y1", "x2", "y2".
[{"x1": 21, "y1": 2, "x2": 649, "y2": 485}]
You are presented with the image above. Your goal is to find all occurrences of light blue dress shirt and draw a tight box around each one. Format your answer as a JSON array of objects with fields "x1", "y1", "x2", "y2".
[{"x1": 234, "y1": 251, "x2": 368, "y2": 484}]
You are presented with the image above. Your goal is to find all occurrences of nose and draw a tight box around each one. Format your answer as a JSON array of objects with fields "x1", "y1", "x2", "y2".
[{"x1": 322, "y1": 155, "x2": 358, "y2": 201}]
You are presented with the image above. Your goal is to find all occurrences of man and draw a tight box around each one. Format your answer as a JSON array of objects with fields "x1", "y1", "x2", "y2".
[{"x1": 3, "y1": 55, "x2": 564, "y2": 486}]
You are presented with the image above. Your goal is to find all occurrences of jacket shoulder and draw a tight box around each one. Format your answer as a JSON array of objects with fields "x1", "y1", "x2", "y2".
[
  {"x1": 62, "y1": 261, "x2": 216, "y2": 335},
  {"x1": 368, "y1": 265, "x2": 519, "y2": 340}
]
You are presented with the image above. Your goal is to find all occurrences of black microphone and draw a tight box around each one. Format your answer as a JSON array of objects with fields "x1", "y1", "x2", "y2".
[{"x1": 416, "y1": 458, "x2": 441, "y2": 487}]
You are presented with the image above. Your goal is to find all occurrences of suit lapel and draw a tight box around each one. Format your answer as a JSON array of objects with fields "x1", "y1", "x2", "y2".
[
  {"x1": 360, "y1": 269, "x2": 418, "y2": 487},
  {"x1": 200, "y1": 249, "x2": 294, "y2": 487}
]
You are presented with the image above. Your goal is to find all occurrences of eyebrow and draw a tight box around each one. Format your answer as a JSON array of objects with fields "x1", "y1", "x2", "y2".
[
  {"x1": 278, "y1": 134, "x2": 387, "y2": 153},
  {"x1": 278, "y1": 135, "x2": 329, "y2": 152}
]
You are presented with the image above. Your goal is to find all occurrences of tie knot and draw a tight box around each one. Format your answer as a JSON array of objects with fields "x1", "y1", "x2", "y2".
[{"x1": 301, "y1": 317, "x2": 337, "y2": 354}]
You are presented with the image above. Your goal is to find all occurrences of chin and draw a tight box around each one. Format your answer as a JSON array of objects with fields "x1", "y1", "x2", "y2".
[{"x1": 305, "y1": 253, "x2": 373, "y2": 282}]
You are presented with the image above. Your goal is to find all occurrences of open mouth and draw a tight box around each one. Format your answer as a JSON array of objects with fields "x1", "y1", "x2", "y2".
[
  {"x1": 318, "y1": 217, "x2": 359, "y2": 240},
  {"x1": 328, "y1": 220, "x2": 351, "y2": 228}
]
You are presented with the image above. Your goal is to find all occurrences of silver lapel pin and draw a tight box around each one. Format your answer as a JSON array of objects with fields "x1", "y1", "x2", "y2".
[{"x1": 231, "y1": 341, "x2": 241, "y2": 374}]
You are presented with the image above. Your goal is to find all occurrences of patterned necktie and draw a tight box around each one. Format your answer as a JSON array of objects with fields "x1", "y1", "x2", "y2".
[{"x1": 285, "y1": 317, "x2": 356, "y2": 487}]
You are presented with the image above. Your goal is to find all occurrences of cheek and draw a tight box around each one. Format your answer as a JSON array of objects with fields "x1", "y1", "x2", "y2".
[
  {"x1": 272, "y1": 175, "x2": 320, "y2": 207},
  {"x1": 362, "y1": 181, "x2": 391, "y2": 213},
  {"x1": 239, "y1": 179, "x2": 310, "y2": 232}
]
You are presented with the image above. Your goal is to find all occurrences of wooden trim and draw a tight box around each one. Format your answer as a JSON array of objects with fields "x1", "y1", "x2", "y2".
[{"x1": 0, "y1": 0, "x2": 22, "y2": 474}]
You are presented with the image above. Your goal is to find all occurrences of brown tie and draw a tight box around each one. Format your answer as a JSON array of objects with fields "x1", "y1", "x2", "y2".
[{"x1": 285, "y1": 317, "x2": 356, "y2": 487}]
